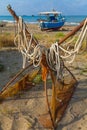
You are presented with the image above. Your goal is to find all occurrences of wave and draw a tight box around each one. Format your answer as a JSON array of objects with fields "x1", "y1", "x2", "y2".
[
  {"x1": 25, "y1": 21, "x2": 38, "y2": 24},
  {"x1": 0, "y1": 20, "x2": 15, "y2": 23},
  {"x1": 0, "y1": 20, "x2": 39, "y2": 24},
  {"x1": 0, "y1": 18, "x2": 81, "y2": 26},
  {"x1": 65, "y1": 22, "x2": 80, "y2": 26},
  {"x1": 0, "y1": 15, "x2": 85, "y2": 26}
]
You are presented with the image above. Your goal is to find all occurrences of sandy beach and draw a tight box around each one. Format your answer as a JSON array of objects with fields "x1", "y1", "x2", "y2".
[{"x1": 0, "y1": 23, "x2": 87, "y2": 130}]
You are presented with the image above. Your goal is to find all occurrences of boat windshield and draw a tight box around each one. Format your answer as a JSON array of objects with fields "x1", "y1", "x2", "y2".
[
  {"x1": 47, "y1": 15, "x2": 58, "y2": 22},
  {"x1": 38, "y1": 12, "x2": 65, "y2": 23}
]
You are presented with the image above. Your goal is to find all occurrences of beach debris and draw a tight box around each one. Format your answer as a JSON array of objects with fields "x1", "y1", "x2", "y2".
[
  {"x1": 0, "y1": 22, "x2": 6, "y2": 27},
  {"x1": 0, "y1": 4, "x2": 87, "y2": 129}
]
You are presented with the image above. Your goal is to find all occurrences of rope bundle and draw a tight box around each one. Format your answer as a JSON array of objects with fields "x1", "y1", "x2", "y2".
[
  {"x1": 14, "y1": 17, "x2": 44, "y2": 68},
  {"x1": 46, "y1": 42, "x2": 64, "y2": 79},
  {"x1": 59, "y1": 18, "x2": 87, "y2": 63},
  {"x1": 14, "y1": 16, "x2": 87, "y2": 79}
]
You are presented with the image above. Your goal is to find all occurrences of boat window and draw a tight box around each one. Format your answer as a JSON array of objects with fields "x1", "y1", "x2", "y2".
[{"x1": 48, "y1": 16, "x2": 57, "y2": 22}]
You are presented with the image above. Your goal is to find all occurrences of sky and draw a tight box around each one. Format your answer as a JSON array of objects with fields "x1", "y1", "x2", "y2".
[{"x1": 0, "y1": 0, "x2": 87, "y2": 16}]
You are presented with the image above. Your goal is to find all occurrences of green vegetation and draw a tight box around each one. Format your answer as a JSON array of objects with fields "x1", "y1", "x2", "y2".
[
  {"x1": 33, "y1": 74, "x2": 42, "y2": 84},
  {"x1": 80, "y1": 69, "x2": 87, "y2": 75},
  {"x1": 34, "y1": 32, "x2": 65, "y2": 45},
  {"x1": 54, "y1": 32, "x2": 65, "y2": 42},
  {"x1": 0, "y1": 33, "x2": 15, "y2": 48},
  {"x1": 34, "y1": 33, "x2": 43, "y2": 40},
  {"x1": 55, "y1": 32, "x2": 65, "y2": 38}
]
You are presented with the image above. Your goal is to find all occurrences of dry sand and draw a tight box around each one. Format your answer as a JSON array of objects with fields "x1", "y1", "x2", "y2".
[{"x1": 0, "y1": 23, "x2": 87, "y2": 130}]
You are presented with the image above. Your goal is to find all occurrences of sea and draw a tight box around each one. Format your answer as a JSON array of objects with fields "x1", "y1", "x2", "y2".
[{"x1": 0, "y1": 15, "x2": 87, "y2": 26}]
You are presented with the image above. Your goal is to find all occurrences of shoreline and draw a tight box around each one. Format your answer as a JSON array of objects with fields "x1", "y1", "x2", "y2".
[
  {"x1": 0, "y1": 21, "x2": 77, "y2": 33},
  {"x1": 0, "y1": 20, "x2": 80, "y2": 25}
]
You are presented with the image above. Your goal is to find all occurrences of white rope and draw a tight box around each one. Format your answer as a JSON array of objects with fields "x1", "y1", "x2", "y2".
[
  {"x1": 59, "y1": 18, "x2": 87, "y2": 63},
  {"x1": 62, "y1": 35, "x2": 77, "y2": 47},
  {"x1": 46, "y1": 42, "x2": 63, "y2": 79},
  {"x1": 46, "y1": 18, "x2": 87, "y2": 77},
  {"x1": 14, "y1": 16, "x2": 43, "y2": 68},
  {"x1": 74, "y1": 21, "x2": 87, "y2": 52},
  {"x1": 14, "y1": 16, "x2": 87, "y2": 79}
]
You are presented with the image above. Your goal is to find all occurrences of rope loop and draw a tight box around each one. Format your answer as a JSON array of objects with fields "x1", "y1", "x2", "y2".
[
  {"x1": 59, "y1": 18, "x2": 87, "y2": 63},
  {"x1": 14, "y1": 16, "x2": 87, "y2": 78}
]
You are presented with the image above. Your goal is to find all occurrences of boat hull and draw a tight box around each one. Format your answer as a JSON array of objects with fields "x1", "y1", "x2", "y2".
[{"x1": 40, "y1": 21, "x2": 65, "y2": 31}]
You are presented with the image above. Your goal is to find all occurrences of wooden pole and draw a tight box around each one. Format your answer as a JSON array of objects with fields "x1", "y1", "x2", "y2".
[
  {"x1": 59, "y1": 19, "x2": 85, "y2": 45},
  {"x1": 7, "y1": 5, "x2": 19, "y2": 22},
  {"x1": 7, "y1": 4, "x2": 38, "y2": 46}
]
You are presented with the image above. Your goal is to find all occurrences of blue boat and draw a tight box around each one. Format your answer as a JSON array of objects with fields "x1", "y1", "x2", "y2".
[{"x1": 38, "y1": 11, "x2": 65, "y2": 31}]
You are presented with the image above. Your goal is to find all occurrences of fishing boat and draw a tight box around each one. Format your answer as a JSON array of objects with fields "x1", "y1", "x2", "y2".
[{"x1": 38, "y1": 10, "x2": 65, "y2": 31}]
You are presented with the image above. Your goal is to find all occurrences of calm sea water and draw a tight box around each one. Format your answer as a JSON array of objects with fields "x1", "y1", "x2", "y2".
[{"x1": 0, "y1": 15, "x2": 87, "y2": 25}]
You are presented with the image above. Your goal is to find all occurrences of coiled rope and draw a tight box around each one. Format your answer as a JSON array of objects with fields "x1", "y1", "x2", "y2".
[
  {"x1": 46, "y1": 42, "x2": 63, "y2": 79},
  {"x1": 59, "y1": 18, "x2": 87, "y2": 63},
  {"x1": 14, "y1": 17, "x2": 45, "y2": 68},
  {"x1": 14, "y1": 16, "x2": 87, "y2": 79}
]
